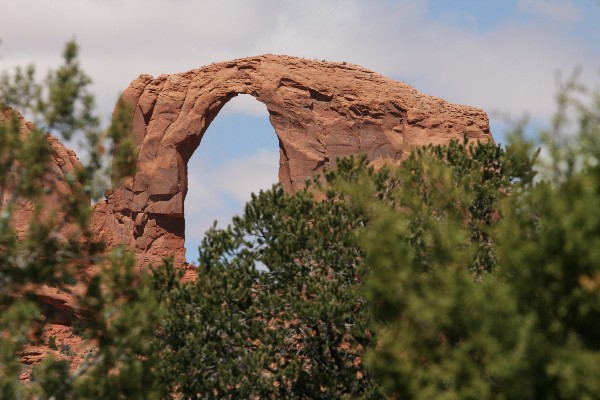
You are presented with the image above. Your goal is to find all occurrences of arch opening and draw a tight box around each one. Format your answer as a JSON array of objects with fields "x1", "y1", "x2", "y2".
[{"x1": 184, "y1": 94, "x2": 280, "y2": 264}]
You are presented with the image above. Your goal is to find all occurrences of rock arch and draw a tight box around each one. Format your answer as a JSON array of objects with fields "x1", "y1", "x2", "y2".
[{"x1": 92, "y1": 54, "x2": 492, "y2": 267}]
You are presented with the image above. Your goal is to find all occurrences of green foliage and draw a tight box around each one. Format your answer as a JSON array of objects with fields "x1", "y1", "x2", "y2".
[
  {"x1": 0, "y1": 41, "x2": 163, "y2": 398},
  {"x1": 0, "y1": 41, "x2": 98, "y2": 398},
  {"x1": 41, "y1": 41, "x2": 98, "y2": 141},
  {"x1": 0, "y1": 64, "x2": 40, "y2": 113},
  {"x1": 152, "y1": 185, "x2": 385, "y2": 399},
  {"x1": 149, "y1": 126, "x2": 544, "y2": 399},
  {"x1": 147, "y1": 130, "x2": 536, "y2": 399},
  {"x1": 361, "y1": 84, "x2": 600, "y2": 399},
  {"x1": 0, "y1": 298, "x2": 38, "y2": 399},
  {"x1": 60, "y1": 344, "x2": 73, "y2": 357},
  {"x1": 48, "y1": 336, "x2": 58, "y2": 351},
  {"x1": 108, "y1": 98, "x2": 137, "y2": 187},
  {"x1": 71, "y1": 317, "x2": 86, "y2": 337},
  {"x1": 65, "y1": 250, "x2": 166, "y2": 399}
]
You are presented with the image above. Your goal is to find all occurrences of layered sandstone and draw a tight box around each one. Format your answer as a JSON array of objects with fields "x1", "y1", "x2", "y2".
[{"x1": 91, "y1": 54, "x2": 492, "y2": 266}]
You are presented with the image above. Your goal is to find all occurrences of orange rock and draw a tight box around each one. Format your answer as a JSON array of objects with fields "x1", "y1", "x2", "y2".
[
  {"x1": 2, "y1": 55, "x2": 493, "y2": 271},
  {"x1": 0, "y1": 107, "x2": 83, "y2": 241},
  {"x1": 92, "y1": 55, "x2": 492, "y2": 266}
]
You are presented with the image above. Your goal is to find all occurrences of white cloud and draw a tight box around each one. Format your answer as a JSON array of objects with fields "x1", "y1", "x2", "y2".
[
  {"x1": 220, "y1": 94, "x2": 270, "y2": 117},
  {"x1": 186, "y1": 165, "x2": 223, "y2": 211},
  {"x1": 211, "y1": 149, "x2": 280, "y2": 203},
  {"x1": 184, "y1": 148, "x2": 279, "y2": 261},
  {"x1": 2, "y1": 0, "x2": 598, "y2": 124}
]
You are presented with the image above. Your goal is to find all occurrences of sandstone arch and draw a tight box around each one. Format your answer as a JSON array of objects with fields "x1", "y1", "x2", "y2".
[{"x1": 92, "y1": 54, "x2": 492, "y2": 267}]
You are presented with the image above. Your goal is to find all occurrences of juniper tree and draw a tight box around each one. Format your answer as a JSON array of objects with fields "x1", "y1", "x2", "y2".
[
  {"x1": 0, "y1": 40, "x2": 165, "y2": 399},
  {"x1": 152, "y1": 182, "x2": 386, "y2": 399},
  {"x1": 362, "y1": 82, "x2": 600, "y2": 399}
]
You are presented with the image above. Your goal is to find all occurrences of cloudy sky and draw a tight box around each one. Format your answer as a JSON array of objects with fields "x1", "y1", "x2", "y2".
[{"x1": 2, "y1": 0, "x2": 600, "y2": 262}]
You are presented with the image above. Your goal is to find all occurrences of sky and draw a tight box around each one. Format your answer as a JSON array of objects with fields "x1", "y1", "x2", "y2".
[{"x1": 2, "y1": 0, "x2": 600, "y2": 262}]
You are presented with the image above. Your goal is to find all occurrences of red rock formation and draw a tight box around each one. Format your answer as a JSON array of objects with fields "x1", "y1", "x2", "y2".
[
  {"x1": 20, "y1": 323, "x2": 89, "y2": 381},
  {"x1": 1, "y1": 107, "x2": 89, "y2": 373},
  {"x1": 92, "y1": 54, "x2": 492, "y2": 267},
  {"x1": 0, "y1": 107, "x2": 83, "y2": 241}
]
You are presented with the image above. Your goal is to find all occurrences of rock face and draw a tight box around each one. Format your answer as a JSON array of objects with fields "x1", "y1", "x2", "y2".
[
  {"x1": 91, "y1": 54, "x2": 492, "y2": 266},
  {"x1": 1, "y1": 107, "x2": 85, "y2": 333},
  {"x1": 0, "y1": 106, "x2": 83, "y2": 242}
]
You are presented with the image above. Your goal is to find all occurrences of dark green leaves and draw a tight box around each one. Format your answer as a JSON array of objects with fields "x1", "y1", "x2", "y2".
[{"x1": 154, "y1": 185, "x2": 383, "y2": 399}]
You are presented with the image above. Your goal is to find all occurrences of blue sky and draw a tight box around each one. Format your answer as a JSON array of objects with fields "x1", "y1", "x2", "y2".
[{"x1": 2, "y1": 0, "x2": 600, "y2": 262}]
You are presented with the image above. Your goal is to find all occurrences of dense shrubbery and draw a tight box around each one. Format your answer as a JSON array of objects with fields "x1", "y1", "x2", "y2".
[
  {"x1": 149, "y1": 134, "x2": 541, "y2": 398},
  {"x1": 360, "y1": 84, "x2": 600, "y2": 398},
  {"x1": 151, "y1": 184, "x2": 383, "y2": 399}
]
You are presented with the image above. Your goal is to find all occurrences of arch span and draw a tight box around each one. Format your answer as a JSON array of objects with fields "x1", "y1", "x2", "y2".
[{"x1": 92, "y1": 54, "x2": 492, "y2": 267}]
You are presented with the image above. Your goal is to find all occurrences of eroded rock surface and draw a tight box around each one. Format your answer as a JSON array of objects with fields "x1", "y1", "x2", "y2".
[
  {"x1": 1, "y1": 107, "x2": 87, "y2": 363},
  {"x1": 91, "y1": 54, "x2": 492, "y2": 266},
  {"x1": 0, "y1": 106, "x2": 82, "y2": 241}
]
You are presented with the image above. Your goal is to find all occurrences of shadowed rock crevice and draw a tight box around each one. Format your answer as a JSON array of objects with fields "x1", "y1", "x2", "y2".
[{"x1": 90, "y1": 54, "x2": 492, "y2": 266}]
